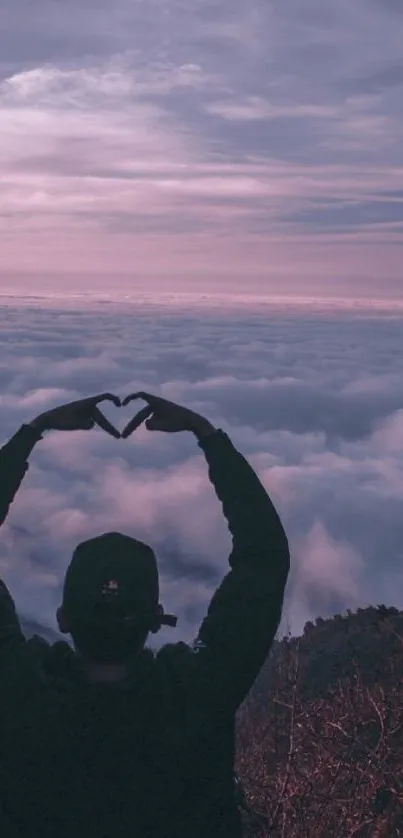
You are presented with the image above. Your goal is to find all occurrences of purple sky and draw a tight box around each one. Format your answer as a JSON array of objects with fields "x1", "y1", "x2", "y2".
[{"x1": 1, "y1": 0, "x2": 403, "y2": 298}]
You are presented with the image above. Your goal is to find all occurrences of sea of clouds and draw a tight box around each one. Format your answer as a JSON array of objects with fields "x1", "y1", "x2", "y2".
[{"x1": 1, "y1": 294, "x2": 403, "y2": 649}]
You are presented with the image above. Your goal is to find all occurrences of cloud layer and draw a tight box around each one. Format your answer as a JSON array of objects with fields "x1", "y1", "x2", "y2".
[
  {"x1": 0, "y1": 0, "x2": 402, "y2": 294},
  {"x1": 1, "y1": 297, "x2": 403, "y2": 648}
]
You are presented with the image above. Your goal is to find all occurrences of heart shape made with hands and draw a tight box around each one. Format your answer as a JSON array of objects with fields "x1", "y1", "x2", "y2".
[
  {"x1": 43, "y1": 391, "x2": 201, "y2": 438},
  {"x1": 96, "y1": 394, "x2": 153, "y2": 439}
]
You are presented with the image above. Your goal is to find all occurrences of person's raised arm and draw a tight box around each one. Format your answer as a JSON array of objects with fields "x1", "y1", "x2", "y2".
[
  {"x1": 121, "y1": 393, "x2": 290, "y2": 715},
  {"x1": 0, "y1": 393, "x2": 121, "y2": 529},
  {"x1": 0, "y1": 422, "x2": 45, "y2": 657},
  {"x1": 0, "y1": 422, "x2": 45, "y2": 529},
  {"x1": 186, "y1": 422, "x2": 290, "y2": 714},
  {"x1": 0, "y1": 393, "x2": 121, "y2": 665}
]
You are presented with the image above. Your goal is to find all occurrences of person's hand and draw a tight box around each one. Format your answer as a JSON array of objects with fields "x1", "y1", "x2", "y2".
[
  {"x1": 120, "y1": 392, "x2": 215, "y2": 438},
  {"x1": 30, "y1": 394, "x2": 121, "y2": 438}
]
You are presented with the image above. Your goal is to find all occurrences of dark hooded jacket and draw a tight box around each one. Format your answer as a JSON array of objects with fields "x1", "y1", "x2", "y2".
[{"x1": 0, "y1": 423, "x2": 290, "y2": 838}]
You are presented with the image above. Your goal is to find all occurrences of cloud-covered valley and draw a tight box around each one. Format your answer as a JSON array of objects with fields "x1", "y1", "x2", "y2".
[{"x1": 1, "y1": 297, "x2": 403, "y2": 648}]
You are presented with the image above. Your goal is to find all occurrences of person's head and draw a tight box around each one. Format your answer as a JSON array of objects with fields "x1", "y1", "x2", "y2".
[{"x1": 56, "y1": 532, "x2": 177, "y2": 665}]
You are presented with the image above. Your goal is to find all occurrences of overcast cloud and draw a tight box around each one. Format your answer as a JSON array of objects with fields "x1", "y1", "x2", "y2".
[
  {"x1": 1, "y1": 297, "x2": 403, "y2": 648},
  {"x1": 0, "y1": 0, "x2": 402, "y2": 296}
]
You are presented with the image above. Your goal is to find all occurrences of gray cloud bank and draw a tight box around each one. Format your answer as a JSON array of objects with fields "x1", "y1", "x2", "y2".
[{"x1": 1, "y1": 298, "x2": 403, "y2": 646}]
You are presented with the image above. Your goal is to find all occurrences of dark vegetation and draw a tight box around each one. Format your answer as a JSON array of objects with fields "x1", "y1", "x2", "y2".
[{"x1": 235, "y1": 605, "x2": 403, "y2": 838}]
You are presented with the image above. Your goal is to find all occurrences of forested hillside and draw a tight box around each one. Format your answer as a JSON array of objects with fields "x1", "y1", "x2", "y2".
[{"x1": 235, "y1": 605, "x2": 403, "y2": 838}]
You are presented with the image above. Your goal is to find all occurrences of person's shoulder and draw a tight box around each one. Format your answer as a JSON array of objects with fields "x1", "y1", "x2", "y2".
[
  {"x1": 30, "y1": 639, "x2": 82, "y2": 682},
  {"x1": 156, "y1": 640, "x2": 191, "y2": 664},
  {"x1": 0, "y1": 635, "x2": 52, "y2": 708},
  {"x1": 26, "y1": 634, "x2": 51, "y2": 653},
  {"x1": 155, "y1": 639, "x2": 209, "y2": 678},
  {"x1": 156, "y1": 638, "x2": 208, "y2": 660}
]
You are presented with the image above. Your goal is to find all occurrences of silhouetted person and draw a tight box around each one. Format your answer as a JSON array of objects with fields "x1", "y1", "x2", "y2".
[{"x1": 0, "y1": 391, "x2": 290, "y2": 838}]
